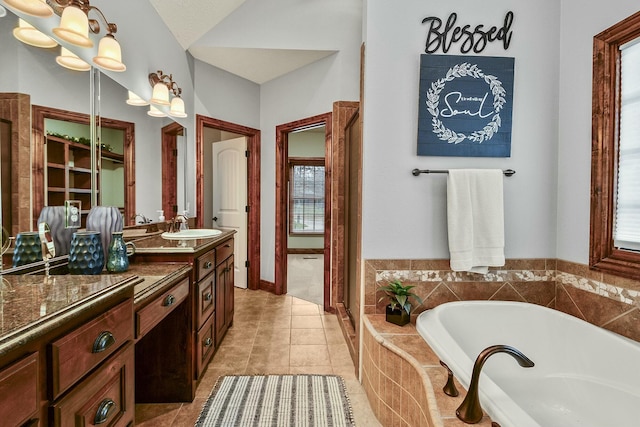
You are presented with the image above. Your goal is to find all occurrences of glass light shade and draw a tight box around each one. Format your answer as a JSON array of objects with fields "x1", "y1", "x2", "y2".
[
  {"x1": 168, "y1": 97, "x2": 187, "y2": 118},
  {"x1": 150, "y1": 82, "x2": 170, "y2": 106},
  {"x1": 13, "y1": 18, "x2": 57, "y2": 48},
  {"x1": 126, "y1": 91, "x2": 149, "y2": 106},
  {"x1": 93, "y1": 35, "x2": 126, "y2": 72},
  {"x1": 53, "y1": 6, "x2": 93, "y2": 48},
  {"x1": 4, "y1": 0, "x2": 53, "y2": 17},
  {"x1": 56, "y1": 47, "x2": 90, "y2": 71},
  {"x1": 147, "y1": 105, "x2": 167, "y2": 117}
]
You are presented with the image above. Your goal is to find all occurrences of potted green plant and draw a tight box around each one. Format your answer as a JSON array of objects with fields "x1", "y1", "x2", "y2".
[{"x1": 377, "y1": 279, "x2": 423, "y2": 326}]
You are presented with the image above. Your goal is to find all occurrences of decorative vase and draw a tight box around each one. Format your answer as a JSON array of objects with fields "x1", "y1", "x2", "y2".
[
  {"x1": 12, "y1": 232, "x2": 43, "y2": 267},
  {"x1": 86, "y1": 206, "x2": 123, "y2": 262},
  {"x1": 37, "y1": 206, "x2": 75, "y2": 256},
  {"x1": 106, "y1": 232, "x2": 136, "y2": 273},
  {"x1": 385, "y1": 304, "x2": 410, "y2": 326},
  {"x1": 68, "y1": 231, "x2": 104, "y2": 275}
]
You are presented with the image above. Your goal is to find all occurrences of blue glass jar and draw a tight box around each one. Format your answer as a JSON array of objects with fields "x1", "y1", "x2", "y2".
[
  {"x1": 69, "y1": 231, "x2": 104, "y2": 275},
  {"x1": 12, "y1": 232, "x2": 43, "y2": 267}
]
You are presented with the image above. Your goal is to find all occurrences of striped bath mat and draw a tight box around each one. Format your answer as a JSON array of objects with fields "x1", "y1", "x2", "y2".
[{"x1": 195, "y1": 375, "x2": 355, "y2": 427}]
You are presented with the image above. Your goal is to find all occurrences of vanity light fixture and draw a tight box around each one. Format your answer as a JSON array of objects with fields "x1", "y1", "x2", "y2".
[
  {"x1": 56, "y1": 46, "x2": 91, "y2": 71},
  {"x1": 169, "y1": 96, "x2": 187, "y2": 118},
  {"x1": 126, "y1": 91, "x2": 149, "y2": 106},
  {"x1": 13, "y1": 18, "x2": 58, "y2": 48},
  {"x1": 93, "y1": 33, "x2": 125, "y2": 71},
  {"x1": 7, "y1": 0, "x2": 127, "y2": 72},
  {"x1": 52, "y1": 3, "x2": 92, "y2": 47},
  {"x1": 4, "y1": 0, "x2": 53, "y2": 17},
  {"x1": 147, "y1": 70, "x2": 188, "y2": 117},
  {"x1": 0, "y1": 5, "x2": 8, "y2": 17},
  {"x1": 150, "y1": 80, "x2": 170, "y2": 106}
]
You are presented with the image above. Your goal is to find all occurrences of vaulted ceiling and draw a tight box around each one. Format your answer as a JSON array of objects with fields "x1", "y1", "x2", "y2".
[{"x1": 148, "y1": 0, "x2": 345, "y2": 84}]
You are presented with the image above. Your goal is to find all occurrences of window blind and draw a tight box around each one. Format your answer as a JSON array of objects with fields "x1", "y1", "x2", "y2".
[{"x1": 614, "y1": 40, "x2": 640, "y2": 251}]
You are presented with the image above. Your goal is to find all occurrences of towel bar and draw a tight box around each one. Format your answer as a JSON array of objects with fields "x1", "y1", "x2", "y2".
[{"x1": 411, "y1": 168, "x2": 516, "y2": 177}]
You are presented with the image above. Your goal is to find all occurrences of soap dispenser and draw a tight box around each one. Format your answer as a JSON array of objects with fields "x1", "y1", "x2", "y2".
[{"x1": 157, "y1": 210, "x2": 165, "y2": 222}]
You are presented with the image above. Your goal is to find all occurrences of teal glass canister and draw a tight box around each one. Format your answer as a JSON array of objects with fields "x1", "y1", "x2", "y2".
[
  {"x1": 69, "y1": 231, "x2": 104, "y2": 275},
  {"x1": 106, "y1": 232, "x2": 135, "y2": 273},
  {"x1": 12, "y1": 232, "x2": 43, "y2": 267}
]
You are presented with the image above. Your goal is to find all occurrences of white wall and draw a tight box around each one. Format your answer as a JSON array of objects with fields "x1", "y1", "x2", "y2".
[
  {"x1": 556, "y1": 0, "x2": 640, "y2": 264},
  {"x1": 362, "y1": 0, "x2": 561, "y2": 260},
  {"x1": 257, "y1": 2, "x2": 362, "y2": 282}
]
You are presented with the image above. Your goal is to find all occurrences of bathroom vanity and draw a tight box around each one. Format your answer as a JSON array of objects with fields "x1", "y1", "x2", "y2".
[{"x1": 0, "y1": 229, "x2": 235, "y2": 426}]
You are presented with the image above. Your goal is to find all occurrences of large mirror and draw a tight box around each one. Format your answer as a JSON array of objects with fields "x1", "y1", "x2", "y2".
[{"x1": 0, "y1": 8, "x2": 186, "y2": 271}]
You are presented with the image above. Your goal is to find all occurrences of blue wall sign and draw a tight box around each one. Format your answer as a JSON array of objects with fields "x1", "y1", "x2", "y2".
[{"x1": 417, "y1": 54, "x2": 515, "y2": 157}]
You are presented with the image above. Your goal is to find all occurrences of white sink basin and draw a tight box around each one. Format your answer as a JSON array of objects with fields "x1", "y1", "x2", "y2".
[{"x1": 161, "y1": 229, "x2": 222, "y2": 240}]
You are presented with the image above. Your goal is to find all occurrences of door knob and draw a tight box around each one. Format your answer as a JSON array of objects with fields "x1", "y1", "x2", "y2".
[{"x1": 213, "y1": 216, "x2": 218, "y2": 222}]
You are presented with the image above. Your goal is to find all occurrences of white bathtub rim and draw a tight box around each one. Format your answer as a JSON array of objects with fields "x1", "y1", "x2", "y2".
[{"x1": 416, "y1": 300, "x2": 640, "y2": 427}]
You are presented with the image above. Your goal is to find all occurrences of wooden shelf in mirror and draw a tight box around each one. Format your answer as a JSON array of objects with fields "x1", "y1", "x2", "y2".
[{"x1": 32, "y1": 105, "x2": 136, "y2": 228}]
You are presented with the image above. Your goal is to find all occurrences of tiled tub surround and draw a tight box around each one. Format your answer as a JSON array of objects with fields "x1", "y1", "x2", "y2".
[
  {"x1": 362, "y1": 315, "x2": 494, "y2": 427},
  {"x1": 359, "y1": 258, "x2": 640, "y2": 427},
  {"x1": 364, "y1": 258, "x2": 640, "y2": 342}
]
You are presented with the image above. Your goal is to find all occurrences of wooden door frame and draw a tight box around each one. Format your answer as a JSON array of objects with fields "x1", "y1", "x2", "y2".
[
  {"x1": 275, "y1": 112, "x2": 332, "y2": 311},
  {"x1": 161, "y1": 121, "x2": 183, "y2": 218},
  {"x1": 196, "y1": 115, "x2": 261, "y2": 290}
]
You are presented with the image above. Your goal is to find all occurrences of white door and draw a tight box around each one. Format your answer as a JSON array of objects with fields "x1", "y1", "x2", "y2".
[{"x1": 212, "y1": 137, "x2": 248, "y2": 288}]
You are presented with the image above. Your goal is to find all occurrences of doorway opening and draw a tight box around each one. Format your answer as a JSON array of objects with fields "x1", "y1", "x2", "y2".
[
  {"x1": 275, "y1": 113, "x2": 332, "y2": 311},
  {"x1": 196, "y1": 115, "x2": 261, "y2": 290}
]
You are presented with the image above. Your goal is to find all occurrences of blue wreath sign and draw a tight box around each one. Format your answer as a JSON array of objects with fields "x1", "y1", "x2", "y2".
[{"x1": 417, "y1": 55, "x2": 514, "y2": 157}]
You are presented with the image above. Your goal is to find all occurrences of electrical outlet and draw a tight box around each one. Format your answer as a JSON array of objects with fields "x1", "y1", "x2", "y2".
[{"x1": 65, "y1": 200, "x2": 81, "y2": 228}]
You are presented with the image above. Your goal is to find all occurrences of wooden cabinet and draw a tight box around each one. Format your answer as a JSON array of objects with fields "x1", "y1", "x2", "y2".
[
  {"x1": 215, "y1": 247, "x2": 234, "y2": 346},
  {"x1": 136, "y1": 277, "x2": 189, "y2": 338},
  {"x1": 0, "y1": 284, "x2": 134, "y2": 427},
  {"x1": 50, "y1": 299, "x2": 133, "y2": 400},
  {"x1": 51, "y1": 343, "x2": 134, "y2": 427},
  {"x1": 194, "y1": 247, "x2": 217, "y2": 378},
  {"x1": 44, "y1": 135, "x2": 124, "y2": 226},
  {"x1": 0, "y1": 353, "x2": 39, "y2": 427},
  {"x1": 133, "y1": 234, "x2": 236, "y2": 393}
]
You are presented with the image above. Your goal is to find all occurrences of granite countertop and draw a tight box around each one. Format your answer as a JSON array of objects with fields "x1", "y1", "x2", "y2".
[
  {"x1": 127, "y1": 263, "x2": 192, "y2": 305},
  {"x1": 0, "y1": 262, "x2": 192, "y2": 357},
  {"x1": 129, "y1": 229, "x2": 235, "y2": 254},
  {"x1": 0, "y1": 273, "x2": 139, "y2": 357}
]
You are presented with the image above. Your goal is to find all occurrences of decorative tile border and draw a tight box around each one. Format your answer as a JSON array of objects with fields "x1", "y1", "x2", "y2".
[
  {"x1": 556, "y1": 271, "x2": 640, "y2": 306},
  {"x1": 364, "y1": 258, "x2": 640, "y2": 342}
]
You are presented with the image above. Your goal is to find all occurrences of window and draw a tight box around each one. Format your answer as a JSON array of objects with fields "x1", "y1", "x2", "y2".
[
  {"x1": 590, "y1": 11, "x2": 640, "y2": 279},
  {"x1": 289, "y1": 158, "x2": 325, "y2": 235}
]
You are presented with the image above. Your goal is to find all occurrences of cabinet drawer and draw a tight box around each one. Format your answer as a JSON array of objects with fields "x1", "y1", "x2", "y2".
[
  {"x1": 52, "y1": 343, "x2": 134, "y2": 427},
  {"x1": 196, "y1": 275, "x2": 215, "y2": 329},
  {"x1": 0, "y1": 352, "x2": 39, "y2": 427},
  {"x1": 196, "y1": 314, "x2": 215, "y2": 378},
  {"x1": 136, "y1": 277, "x2": 189, "y2": 338},
  {"x1": 50, "y1": 299, "x2": 133, "y2": 399},
  {"x1": 216, "y1": 238, "x2": 234, "y2": 266},
  {"x1": 196, "y1": 249, "x2": 216, "y2": 282}
]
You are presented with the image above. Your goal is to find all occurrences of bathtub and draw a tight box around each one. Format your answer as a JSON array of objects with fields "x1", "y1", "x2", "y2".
[{"x1": 416, "y1": 301, "x2": 640, "y2": 427}]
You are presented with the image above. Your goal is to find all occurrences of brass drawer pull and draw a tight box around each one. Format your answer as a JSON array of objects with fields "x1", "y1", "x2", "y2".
[
  {"x1": 92, "y1": 331, "x2": 115, "y2": 353},
  {"x1": 203, "y1": 261, "x2": 213, "y2": 269},
  {"x1": 163, "y1": 294, "x2": 176, "y2": 306},
  {"x1": 94, "y1": 398, "x2": 116, "y2": 425},
  {"x1": 203, "y1": 337, "x2": 213, "y2": 347},
  {"x1": 204, "y1": 292, "x2": 213, "y2": 302}
]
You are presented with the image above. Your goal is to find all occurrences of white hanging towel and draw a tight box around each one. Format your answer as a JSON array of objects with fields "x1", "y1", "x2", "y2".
[{"x1": 446, "y1": 169, "x2": 505, "y2": 274}]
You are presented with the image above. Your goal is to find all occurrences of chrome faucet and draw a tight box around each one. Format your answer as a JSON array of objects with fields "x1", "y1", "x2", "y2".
[
  {"x1": 456, "y1": 345, "x2": 534, "y2": 424},
  {"x1": 169, "y1": 214, "x2": 189, "y2": 232},
  {"x1": 132, "y1": 213, "x2": 151, "y2": 224}
]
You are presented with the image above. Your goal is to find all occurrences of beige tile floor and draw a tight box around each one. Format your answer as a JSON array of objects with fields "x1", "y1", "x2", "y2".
[{"x1": 135, "y1": 288, "x2": 381, "y2": 426}]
